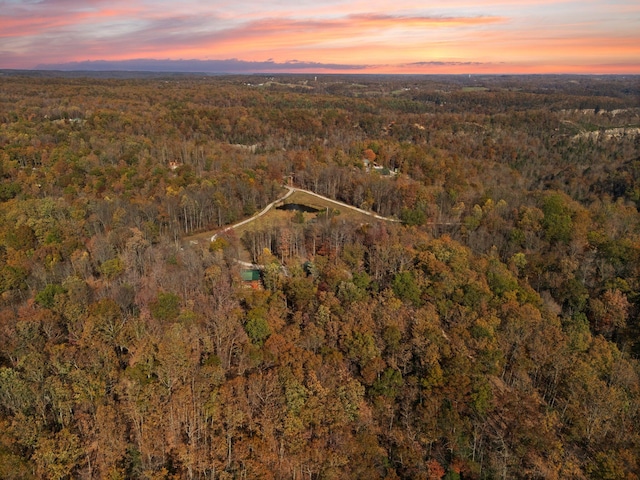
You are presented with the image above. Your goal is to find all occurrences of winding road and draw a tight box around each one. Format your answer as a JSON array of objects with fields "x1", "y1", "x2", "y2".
[{"x1": 211, "y1": 185, "x2": 399, "y2": 243}]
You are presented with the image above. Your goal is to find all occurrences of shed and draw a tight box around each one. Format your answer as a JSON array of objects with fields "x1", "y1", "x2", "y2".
[{"x1": 241, "y1": 269, "x2": 262, "y2": 289}]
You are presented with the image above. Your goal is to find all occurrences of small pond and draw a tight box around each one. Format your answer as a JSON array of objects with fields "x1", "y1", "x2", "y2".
[{"x1": 276, "y1": 203, "x2": 320, "y2": 213}]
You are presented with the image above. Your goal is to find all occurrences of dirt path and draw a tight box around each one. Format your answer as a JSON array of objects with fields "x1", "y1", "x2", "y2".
[
  {"x1": 211, "y1": 186, "x2": 398, "y2": 242},
  {"x1": 211, "y1": 186, "x2": 295, "y2": 241},
  {"x1": 289, "y1": 187, "x2": 400, "y2": 223}
]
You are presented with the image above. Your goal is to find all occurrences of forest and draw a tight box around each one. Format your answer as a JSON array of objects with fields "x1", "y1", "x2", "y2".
[{"x1": 0, "y1": 71, "x2": 639, "y2": 479}]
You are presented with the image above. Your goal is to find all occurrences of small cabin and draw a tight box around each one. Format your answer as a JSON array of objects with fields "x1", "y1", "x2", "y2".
[{"x1": 241, "y1": 269, "x2": 262, "y2": 289}]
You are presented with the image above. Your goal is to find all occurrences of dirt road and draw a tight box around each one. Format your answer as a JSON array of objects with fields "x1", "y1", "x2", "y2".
[{"x1": 211, "y1": 186, "x2": 398, "y2": 242}]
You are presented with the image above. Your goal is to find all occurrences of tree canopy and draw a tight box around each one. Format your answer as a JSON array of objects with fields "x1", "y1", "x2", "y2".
[{"x1": 0, "y1": 72, "x2": 639, "y2": 479}]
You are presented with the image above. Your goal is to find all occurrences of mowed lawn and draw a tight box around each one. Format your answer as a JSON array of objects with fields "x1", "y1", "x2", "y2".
[
  {"x1": 231, "y1": 189, "x2": 383, "y2": 238},
  {"x1": 184, "y1": 188, "x2": 389, "y2": 255}
]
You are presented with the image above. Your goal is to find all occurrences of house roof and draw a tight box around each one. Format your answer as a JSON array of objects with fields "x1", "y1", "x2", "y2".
[{"x1": 241, "y1": 269, "x2": 261, "y2": 281}]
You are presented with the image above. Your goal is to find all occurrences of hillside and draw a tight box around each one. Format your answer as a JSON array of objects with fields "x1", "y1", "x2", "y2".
[{"x1": 0, "y1": 73, "x2": 639, "y2": 479}]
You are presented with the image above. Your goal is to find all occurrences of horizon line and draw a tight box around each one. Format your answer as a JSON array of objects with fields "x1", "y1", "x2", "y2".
[
  {"x1": 9, "y1": 58, "x2": 638, "y2": 77},
  {"x1": 4, "y1": 69, "x2": 639, "y2": 77}
]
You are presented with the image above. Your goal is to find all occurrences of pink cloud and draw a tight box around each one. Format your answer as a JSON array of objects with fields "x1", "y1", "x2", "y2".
[{"x1": 1, "y1": 0, "x2": 638, "y2": 74}]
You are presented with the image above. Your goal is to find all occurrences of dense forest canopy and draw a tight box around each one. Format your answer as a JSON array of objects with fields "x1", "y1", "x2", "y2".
[{"x1": 0, "y1": 72, "x2": 639, "y2": 479}]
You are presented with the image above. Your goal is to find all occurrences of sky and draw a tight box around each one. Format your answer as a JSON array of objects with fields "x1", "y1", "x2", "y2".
[{"x1": 1, "y1": 0, "x2": 639, "y2": 74}]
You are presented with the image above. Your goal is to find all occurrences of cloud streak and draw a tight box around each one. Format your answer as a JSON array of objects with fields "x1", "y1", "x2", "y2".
[
  {"x1": 1, "y1": 0, "x2": 639, "y2": 73},
  {"x1": 35, "y1": 58, "x2": 370, "y2": 73}
]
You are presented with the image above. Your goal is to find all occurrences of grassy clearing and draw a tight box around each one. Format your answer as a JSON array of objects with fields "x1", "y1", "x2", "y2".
[
  {"x1": 233, "y1": 190, "x2": 381, "y2": 237},
  {"x1": 283, "y1": 190, "x2": 383, "y2": 223},
  {"x1": 184, "y1": 189, "x2": 387, "y2": 253},
  {"x1": 461, "y1": 86, "x2": 489, "y2": 92}
]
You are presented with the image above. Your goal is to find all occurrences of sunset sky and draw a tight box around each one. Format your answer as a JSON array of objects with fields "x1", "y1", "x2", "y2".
[{"x1": 1, "y1": 0, "x2": 639, "y2": 74}]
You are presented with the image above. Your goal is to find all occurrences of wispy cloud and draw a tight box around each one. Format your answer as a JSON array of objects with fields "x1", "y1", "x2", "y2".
[
  {"x1": 36, "y1": 58, "x2": 370, "y2": 72},
  {"x1": 1, "y1": 0, "x2": 639, "y2": 73}
]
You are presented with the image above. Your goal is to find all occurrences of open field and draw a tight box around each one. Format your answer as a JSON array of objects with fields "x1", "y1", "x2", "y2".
[
  {"x1": 461, "y1": 86, "x2": 489, "y2": 92},
  {"x1": 184, "y1": 187, "x2": 393, "y2": 256},
  {"x1": 232, "y1": 189, "x2": 390, "y2": 234}
]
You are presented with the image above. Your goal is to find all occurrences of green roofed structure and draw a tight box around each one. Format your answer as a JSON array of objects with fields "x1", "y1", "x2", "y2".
[
  {"x1": 241, "y1": 269, "x2": 262, "y2": 289},
  {"x1": 241, "y1": 269, "x2": 261, "y2": 282}
]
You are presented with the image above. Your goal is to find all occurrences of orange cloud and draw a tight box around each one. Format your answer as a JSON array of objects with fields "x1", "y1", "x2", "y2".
[
  {"x1": 2, "y1": 0, "x2": 638, "y2": 74},
  {"x1": 158, "y1": 13, "x2": 506, "y2": 64}
]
